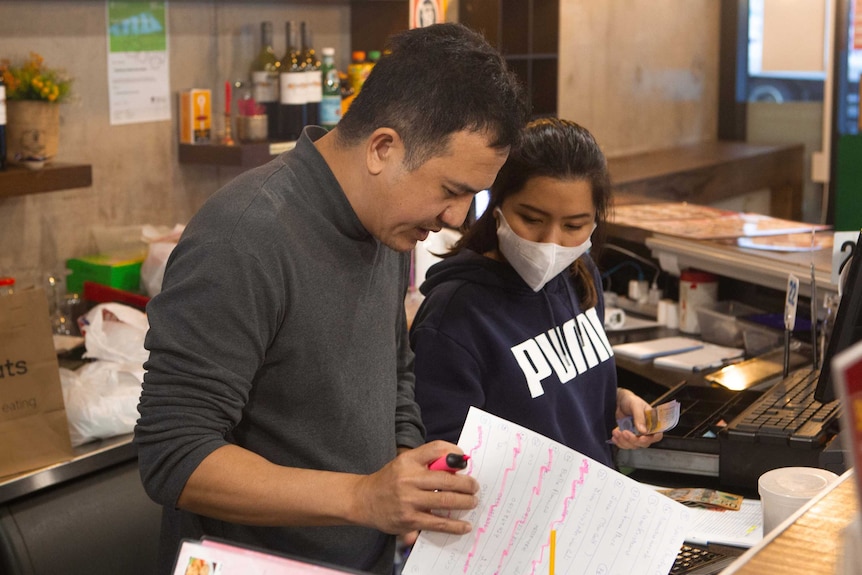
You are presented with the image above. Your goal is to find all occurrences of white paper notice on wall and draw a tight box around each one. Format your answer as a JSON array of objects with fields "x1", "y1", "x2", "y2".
[{"x1": 762, "y1": 0, "x2": 827, "y2": 73}]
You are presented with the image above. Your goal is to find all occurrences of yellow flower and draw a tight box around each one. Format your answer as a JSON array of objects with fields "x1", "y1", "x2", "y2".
[{"x1": 0, "y1": 52, "x2": 71, "y2": 102}]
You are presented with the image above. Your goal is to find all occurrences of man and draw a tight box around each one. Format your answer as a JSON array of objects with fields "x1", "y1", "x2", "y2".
[{"x1": 134, "y1": 23, "x2": 530, "y2": 575}]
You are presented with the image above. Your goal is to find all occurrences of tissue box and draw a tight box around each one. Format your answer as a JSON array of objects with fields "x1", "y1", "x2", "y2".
[{"x1": 65, "y1": 254, "x2": 144, "y2": 295}]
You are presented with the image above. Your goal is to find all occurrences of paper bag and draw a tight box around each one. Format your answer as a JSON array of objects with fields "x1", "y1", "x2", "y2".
[{"x1": 0, "y1": 288, "x2": 74, "y2": 478}]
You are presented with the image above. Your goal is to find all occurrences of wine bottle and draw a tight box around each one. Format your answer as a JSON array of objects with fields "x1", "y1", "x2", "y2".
[
  {"x1": 278, "y1": 20, "x2": 305, "y2": 141},
  {"x1": 250, "y1": 21, "x2": 280, "y2": 140},
  {"x1": 320, "y1": 47, "x2": 341, "y2": 130},
  {"x1": 0, "y1": 76, "x2": 7, "y2": 171},
  {"x1": 301, "y1": 21, "x2": 321, "y2": 127}
]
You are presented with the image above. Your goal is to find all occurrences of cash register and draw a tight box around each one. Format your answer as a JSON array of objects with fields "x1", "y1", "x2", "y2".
[
  {"x1": 717, "y1": 232, "x2": 861, "y2": 488},
  {"x1": 617, "y1": 232, "x2": 861, "y2": 492}
]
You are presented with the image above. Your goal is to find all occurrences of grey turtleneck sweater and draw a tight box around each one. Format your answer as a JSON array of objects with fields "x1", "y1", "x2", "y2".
[{"x1": 135, "y1": 126, "x2": 425, "y2": 575}]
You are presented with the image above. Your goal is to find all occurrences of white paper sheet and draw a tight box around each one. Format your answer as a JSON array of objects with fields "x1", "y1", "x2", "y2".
[
  {"x1": 684, "y1": 498, "x2": 763, "y2": 548},
  {"x1": 403, "y1": 407, "x2": 691, "y2": 575},
  {"x1": 643, "y1": 485, "x2": 763, "y2": 548}
]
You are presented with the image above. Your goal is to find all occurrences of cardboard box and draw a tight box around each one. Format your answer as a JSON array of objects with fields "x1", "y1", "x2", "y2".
[
  {"x1": 180, "y1": 88, "x2": 212, "y2": 144},
  {"x1": 66, "y1": 254, "x2": 144, "y2": 295}
]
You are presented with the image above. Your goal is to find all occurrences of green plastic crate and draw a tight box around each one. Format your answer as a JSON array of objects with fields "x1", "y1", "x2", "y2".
[{"x1": 65, "y1": 254, "x2": 144, "y2": 295}]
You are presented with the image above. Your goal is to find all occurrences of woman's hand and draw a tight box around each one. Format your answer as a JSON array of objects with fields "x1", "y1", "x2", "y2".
[{"x1": 611, "y1": 388, "x2": 664, "y2": 449}]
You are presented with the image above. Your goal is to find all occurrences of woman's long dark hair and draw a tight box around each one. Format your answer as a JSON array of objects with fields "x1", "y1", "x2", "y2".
[{"x1": 448, "y1": 117, "x2": 611, "y2": 307}]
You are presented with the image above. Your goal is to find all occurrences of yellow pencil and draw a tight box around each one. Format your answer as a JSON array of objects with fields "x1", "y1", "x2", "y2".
[{"x1": 550, "y1": 530, "x2": 556, "y2": 575}]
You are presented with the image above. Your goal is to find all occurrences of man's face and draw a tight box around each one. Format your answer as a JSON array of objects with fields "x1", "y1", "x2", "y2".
[{"x1": 369, "y1": 130, "x2": 509, "y2": 252}]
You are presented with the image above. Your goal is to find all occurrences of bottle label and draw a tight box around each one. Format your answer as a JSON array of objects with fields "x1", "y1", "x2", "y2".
[
  {"x1": 280, "y1": 71, "x2": 307, "y2": 105},
  {"x1": 320, "y1": 95, "x2": 341, "y2": 127},
  {"x1": 305, "y1": 69, "x2": 322, "y2": 104},
  {"x1": 347, "y1": 64, "x2": 368, "y2": 93},
  {"x1": 252, "y1": 71, "x2": 278, "y2": 103}
]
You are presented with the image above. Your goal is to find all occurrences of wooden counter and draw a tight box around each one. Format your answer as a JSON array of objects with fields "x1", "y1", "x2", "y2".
[
  {"x1": 607, "y1": 141, "x2": 805, "y2": 221},
  {"x1": 722, "y1": 469, "x2": 858, "y2": 574}
]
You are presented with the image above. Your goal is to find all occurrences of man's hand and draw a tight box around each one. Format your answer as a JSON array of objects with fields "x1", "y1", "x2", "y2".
[{"x1": 350, "y1": 441, "x2": 479, "y2": 536}]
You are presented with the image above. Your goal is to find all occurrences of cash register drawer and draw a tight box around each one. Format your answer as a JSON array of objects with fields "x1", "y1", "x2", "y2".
[{"x1": 616, "y1": 383, "x2": 762, "y2": 477}]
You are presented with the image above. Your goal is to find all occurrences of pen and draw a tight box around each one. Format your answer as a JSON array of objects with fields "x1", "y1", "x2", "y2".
[{"x1": 429, "y1": 453, "x2": 470, "y2": 472}]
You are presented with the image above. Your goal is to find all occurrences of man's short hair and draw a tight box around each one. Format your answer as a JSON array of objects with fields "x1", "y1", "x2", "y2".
[{"x1": 336, "y1": 23, "x2": 531, "y2": 169}]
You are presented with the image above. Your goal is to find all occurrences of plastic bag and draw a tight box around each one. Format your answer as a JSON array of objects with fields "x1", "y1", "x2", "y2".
[
  {"x1": 62, "y1": 302, "x2": 149, "y2": 446},
  {"x1": 80, "y1": 302, "x2": 149, "y2": 365},
  {"x1": 60, "y1": 361, "x2": 143, "y2": 447},
  {"x1": 140, "y1": 224, "x2": 185, "y2": 297}
]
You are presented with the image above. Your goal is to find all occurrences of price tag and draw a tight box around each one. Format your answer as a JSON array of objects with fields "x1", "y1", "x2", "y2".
[
  {"x1": 785, "y1": 274, "x2": 799, "y2": 331},
  {"x1": 832, "y1": 231, "x2": 860, "y2": 287}
]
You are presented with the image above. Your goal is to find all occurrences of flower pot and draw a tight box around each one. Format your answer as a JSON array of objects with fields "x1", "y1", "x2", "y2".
[{"x1": 5, "y1": 100, "x2": 60, "y2": 162}]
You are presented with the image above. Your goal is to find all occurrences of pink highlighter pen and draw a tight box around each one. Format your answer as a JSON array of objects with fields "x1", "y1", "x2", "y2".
[{"x1": 428, "y1": 453, "x2": 470, "y2": 472}]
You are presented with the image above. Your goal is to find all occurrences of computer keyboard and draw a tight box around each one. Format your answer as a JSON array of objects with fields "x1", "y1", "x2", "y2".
[
  {"x1": 724, "y1": 368, "x2": 840, "y2": 447},
  {"x1": 669, "y1": 544, "x2": 735, "y2": 575}
]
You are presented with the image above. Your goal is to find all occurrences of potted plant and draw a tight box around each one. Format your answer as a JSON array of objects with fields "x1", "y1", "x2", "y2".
[{"x1": 1, "y1": 52, "x2": 72, "y2": 166}]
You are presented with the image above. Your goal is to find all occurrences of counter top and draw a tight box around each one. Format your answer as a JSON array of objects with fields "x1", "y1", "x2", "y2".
[
  {"x1": 644, "y1": 232, "x2": 836, "y2": 299},
  {"x1": 0, "y1": 433, "x2": 136, "y2": 505},
  {"x1": 723, "y1": 469, "x2": 858, "y2": 574}
]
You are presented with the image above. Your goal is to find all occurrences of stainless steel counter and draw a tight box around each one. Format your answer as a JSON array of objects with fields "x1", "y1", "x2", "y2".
[
  {"x1": 645, "y1": 233, "x2": 837, "y2": 299},
  {"x1": 0, "y1": 433, "x2": 136, "y2": 505}
]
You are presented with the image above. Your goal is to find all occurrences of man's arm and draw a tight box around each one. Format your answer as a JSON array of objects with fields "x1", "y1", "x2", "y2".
[{"x1": 177, "y1": 440, "x2": 478, "y2": 536}]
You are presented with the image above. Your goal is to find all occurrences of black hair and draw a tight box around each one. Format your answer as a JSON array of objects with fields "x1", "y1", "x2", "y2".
[
  {"x1": 450, "y1": 117, "x2": 612, "y2": 306},
  {"x1": 335, "y1": 23, "x2": 531, "y2": 170}
]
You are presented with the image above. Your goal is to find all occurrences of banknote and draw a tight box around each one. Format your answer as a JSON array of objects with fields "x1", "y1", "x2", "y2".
[
  {"x1": 617, "y1": 399, "x2": 680, "y2": 435},
  {"x1": 657, "y1": 487, "x2": 744, "y2": 511}
]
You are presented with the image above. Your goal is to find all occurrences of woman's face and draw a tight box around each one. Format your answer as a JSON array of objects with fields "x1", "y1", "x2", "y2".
[
  {"x1": 419, "y1": 1, "x2": 436, "y2": 26},
  {"x1": 497, "y1": 175, "x2": 596, "y2": 247}
]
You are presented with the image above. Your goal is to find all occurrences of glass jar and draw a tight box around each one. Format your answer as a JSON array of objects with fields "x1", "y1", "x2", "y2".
[{"x1": 0, "y1": 276, "x2": 15, "y2": 296}]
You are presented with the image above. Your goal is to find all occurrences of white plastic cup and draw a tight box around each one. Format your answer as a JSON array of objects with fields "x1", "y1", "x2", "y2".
[
  {"x1": 628, "y1": 279, "x2": 650, "y2": 303},
  {"x1": 657, "y1": 298, "x2": 679, "y2": 329},
  {"x1": 758, "y1": 466, "x2": 838, "y2": 535},
  {"x1": 678, "y1": 270, "x2": 718, "y2": 334}
]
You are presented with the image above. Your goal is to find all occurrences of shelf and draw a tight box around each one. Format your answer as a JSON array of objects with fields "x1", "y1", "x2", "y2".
[
  {"x1": 0, "y1": 162, "x2": 93, "y2": 199},
  {"x1": 178, "y1": 141, "x2": 296, "y2": 168}
]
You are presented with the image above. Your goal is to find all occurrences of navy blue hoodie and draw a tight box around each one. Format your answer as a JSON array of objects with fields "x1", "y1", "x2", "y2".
[{"x1": 410, "y1": 249, "x2": 618, "y2": 468}]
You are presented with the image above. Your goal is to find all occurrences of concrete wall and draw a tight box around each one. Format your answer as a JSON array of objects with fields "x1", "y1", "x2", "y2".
[
  {"x1": 0, "y1": 0, "x2": 719, "y2": 289},
  {"x1": 0, "y1": 0, "x2": 349, "y2": 289},
  {"x1": 559, "y1": 0, "x2": 719, "y2": 157}
]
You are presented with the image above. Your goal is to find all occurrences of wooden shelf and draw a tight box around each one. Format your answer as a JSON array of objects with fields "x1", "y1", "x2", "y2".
[
  {"x1": 608, "y1": 141, "x2": 805, "y2": 222},
  {"x1": 0, "y1": 162, "x2": 93, "y2": 199},
  {"x1": 350, "y1": 0, "x2": 408, "y2": 53},
  {"x1": 461, "y1": 0, "x2": 560, "y2": 117},
  {"x1": 178, "y1": 141, "x2": 296, "y2": 168}
]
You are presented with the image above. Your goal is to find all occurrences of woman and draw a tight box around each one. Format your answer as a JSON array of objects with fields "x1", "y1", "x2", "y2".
[{"x1": 410, "y1": 118, "x2": 660, "y2": 468}]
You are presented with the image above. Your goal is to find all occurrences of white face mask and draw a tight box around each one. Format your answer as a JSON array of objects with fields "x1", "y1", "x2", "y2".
[{"x1": 495, "y1": 208, "x2": 595, "y2": 292}]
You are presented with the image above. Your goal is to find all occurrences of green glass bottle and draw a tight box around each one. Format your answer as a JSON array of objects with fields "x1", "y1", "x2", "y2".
[
  {"x1": 250, "y1": 21, "x2": 280, "y2": 139},
  {"x1": 320, "y1": 47, "x2": 341, "y2": 130}
]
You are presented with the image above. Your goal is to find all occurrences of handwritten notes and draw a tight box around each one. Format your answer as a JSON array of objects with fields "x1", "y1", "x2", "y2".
[{"x1": 404, "y1": 408, "x2": 691, "y2": 575}]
